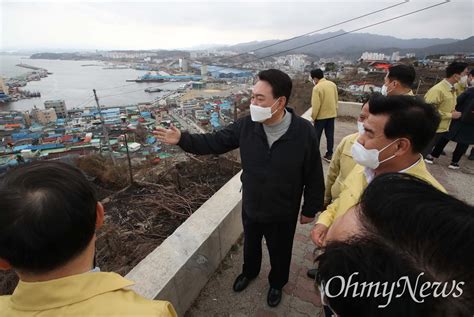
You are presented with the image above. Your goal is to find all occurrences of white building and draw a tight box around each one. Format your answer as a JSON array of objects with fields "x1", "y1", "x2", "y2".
[
  {"x1": 201, "y1": 65, "x2": 208, "y2": 82},
  {"x1": 391, "y1": 51, "x2": 400, "y2": 62},
  {"x1": 44, "y1": 100, "x2": 67, "y2": 118},
  {"x1": 179, "y1": 58, "x2": 188, "y2": 72},
  {"x1": 360, "y1": 52, "x2": 388, "y2": 61}
]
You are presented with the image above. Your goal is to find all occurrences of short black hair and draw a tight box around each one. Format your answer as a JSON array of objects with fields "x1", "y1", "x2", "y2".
[
  {"x1": 257, "y1": 69, "x2": 293, "y2": 106},
  {"x1": 310, "y1": 69, "x2": 324, "y2": 80},
  {"x1": 469, "y1": 69, "x2": 474, "y2": 76},
  {"x1": 387, "y1": 64, "x2": 416, "y2": 88},
  {"x1": 368, "y1": 94, "x2": 440, "y2": 153},
  {"x1": 317, "y1": 173, "x2": 474, "y2": 316},
  {"x1": 0, "y1": 161, "x2": 97, "y2": 273},
  {"x1": 446, "y1": 61, "x2": 468, "y2": 78}
]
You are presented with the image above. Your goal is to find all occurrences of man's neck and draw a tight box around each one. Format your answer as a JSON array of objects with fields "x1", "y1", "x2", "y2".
[
  {"x1": 393, "y1": 87, "x2": 412, "y2": 95},
  {"x1": 17, "y1": 239, "x2": 96, "y2": 282},
  {"x1": 446, "y1": 77, "x2": 458, "y2": 86},
  {"x1": 374, "y1": 154, "x2": 420, "y2": 177}
]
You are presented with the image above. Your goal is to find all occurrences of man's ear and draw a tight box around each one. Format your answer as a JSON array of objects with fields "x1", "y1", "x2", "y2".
[
  {"x1": 96, "y1": 202, "x2": 104, "y2": 230},
  {"x1": 396, "y1": 138, "x2": 411, "y2": 156},
  {"x1": 279, "y1": 96, "x2": 287, "y2": 109},
  {"x1": 0, "y1": 258, "x2": 12, "y2": 270}
]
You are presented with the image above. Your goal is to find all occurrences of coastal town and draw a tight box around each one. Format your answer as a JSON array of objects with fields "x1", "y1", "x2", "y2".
[
  {"x1": 1, "y1": 49, "x2": 473, "y2": 173},
  {"x1": 2, "y1": 0, "x2": 474, "y2": 315}
]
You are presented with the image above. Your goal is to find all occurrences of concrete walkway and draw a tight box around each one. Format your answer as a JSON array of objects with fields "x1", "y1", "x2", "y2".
[{"x1": 186, "y1": 117, "x2": 474, "y2": 317}]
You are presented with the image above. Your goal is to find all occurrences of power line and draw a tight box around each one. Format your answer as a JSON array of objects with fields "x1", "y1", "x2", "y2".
[
  {"x1": 230, "y1": 1, "x2": 450, "y2": 68},
  {"x1": 95, "y1": 1, "x2": 431, "y2": 97},
  {"x1": 77, "y1": 1, "x2": 450, "y2": 105},
  {"x1": 75, "y1": 95, "x2": 95, "y2": 108},
  {"x1": 221, "y1": 0, "x2": 409, "y2": 61}
]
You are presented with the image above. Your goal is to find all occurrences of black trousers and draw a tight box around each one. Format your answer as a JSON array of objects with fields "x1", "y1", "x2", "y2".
[
  {"x1": 423, "y1": 132, "x2": 447, "y2": 157},
  {"x1": 241, "y1": 211, "x2": 298, "y2": 290},
  {"x1": 431, "y1": 135, "x2": 470, "y2": 163},
  {"x1": 314, "y1": 118, "x2": 335, "y2": 156}
]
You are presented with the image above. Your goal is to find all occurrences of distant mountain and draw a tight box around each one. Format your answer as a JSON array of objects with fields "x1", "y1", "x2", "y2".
[
  {"x1": 411, "y1": 36, "x2": 474, "y2": 56},
  {"x1": 224, "y1": 30, "x2": 466, "y2": 59}
]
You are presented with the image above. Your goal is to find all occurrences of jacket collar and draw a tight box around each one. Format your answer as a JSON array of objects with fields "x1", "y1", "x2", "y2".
[
  {"x1": 253, "y1": 107, "x2": 298, "y2": 141},
  {"x1": 362, "y1": 156, "x2": 445, "y2": 192},
  {"x1": 317, "y1": 78, "x2": 327, "y2": 84},
  {"x1": 9, "y1": 272, "x2": 134, "y2": 311},
  {"x1": 442, "y1": 79, "x2": 456, "y2": 93}
]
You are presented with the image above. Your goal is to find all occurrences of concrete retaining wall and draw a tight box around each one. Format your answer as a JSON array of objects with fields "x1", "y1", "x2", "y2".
[
  {"x1": 126, "y1": 171, "x2": 243, "y2": 316},
  {"x1": 301, "y1": 101, "x2": 362, "y2": 121},
  {"x1": 125, "y1": 102, "x2": 360, "y2": 316},
  {"x1": 337, "y1": 101, "x2": 363, "y2": 118}
]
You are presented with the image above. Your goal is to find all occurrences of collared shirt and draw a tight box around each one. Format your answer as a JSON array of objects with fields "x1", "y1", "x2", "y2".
[
  {"x1": 363, "y1": 156, "x2": 422, "y2": 183},
  {"x1": 444, "y1": 79, "x2": 454, "y2": 90},
  {"x1": 0, "y1": 272, "x2": 177, "y2": 316},
  {"x1": 317, "y1": 157, "x2": 445, "y2": 228}
]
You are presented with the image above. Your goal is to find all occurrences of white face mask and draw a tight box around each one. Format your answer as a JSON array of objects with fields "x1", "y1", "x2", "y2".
[
  {"x1": 381, "y1": 84, "x2": 389, "y2": 96},
  {"x1": 351, "y1": 139, "x2": 399, "y2": 169},
  {"x1": 357, "y1": 121, "x2": 365, "y2": 135},
  {"x1": 459, "y1": 75, "x2": 468, "y2": 85},
  {"x1": 249, "y1": 97, "x2": 280, "y2": 122}
]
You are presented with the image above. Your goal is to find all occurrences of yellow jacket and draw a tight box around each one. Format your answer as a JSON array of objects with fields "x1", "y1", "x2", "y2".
[
  {"x1": 454, "y1": 82, "x2": 466, "y2": 96},
  {"x1": 424, "y1": 80, "x2": 457, "y2": 133},
  {"x1": 324, "y1": 132, "x2": 358, "y2": 205},
  {"x1": 311, "y1": 78, "x2": 339, "y2": 120},
  {"x1": 316, "y1": 158, "x2": 446, "y2": 228},
  {"x1": 0, "y1": 272, "x2": 177, "y2": 317}
]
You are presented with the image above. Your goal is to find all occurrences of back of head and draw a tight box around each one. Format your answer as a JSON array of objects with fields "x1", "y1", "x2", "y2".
[
  {"x1": 310, "y1": 68, "x2": 324, "y2": 80},
  {"x1": 368, "y1": 94, "x2": 440, "y2": 153},
  {"x1": 317, "y1": 173, "x2": 474, "y2": 316},
  {"x1": 0, "y1": 161, "x2": 97, "y2": 274},
  {"x1": 387, "y1": 64, "x2": 416, "y2": 88},
  {"x1": 257, "y1": 69, "x2": 292, "y2": 106},
  {"x1": 446, "y1": 61, "x2": 468, "y2": 78}
]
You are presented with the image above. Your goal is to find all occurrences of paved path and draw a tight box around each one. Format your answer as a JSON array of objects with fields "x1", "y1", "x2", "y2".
[{"x1": 186, "y1": 117, "x2": 474, "y2": 317}]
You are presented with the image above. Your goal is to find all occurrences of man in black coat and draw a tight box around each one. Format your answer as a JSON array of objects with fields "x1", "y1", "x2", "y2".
[{"x1": 155, "y1": 69, "x2": 324, "y2": 307}]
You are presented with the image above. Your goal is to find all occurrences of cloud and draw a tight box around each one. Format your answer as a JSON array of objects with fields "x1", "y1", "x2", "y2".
[{"x1": 1, "y1": 1, "x2": 472, "y2": 50}]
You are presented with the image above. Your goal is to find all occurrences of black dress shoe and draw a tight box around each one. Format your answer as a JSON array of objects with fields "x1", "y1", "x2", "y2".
[
  {"x1": 307, "y1": 268, "x2": 318, "y2": 279},
  {"x1": 267, "y1": 287, "x2": 282, "y2": 307},
  {"x1": 233, "y1": 274, "x2": 252, "y2": 292}
]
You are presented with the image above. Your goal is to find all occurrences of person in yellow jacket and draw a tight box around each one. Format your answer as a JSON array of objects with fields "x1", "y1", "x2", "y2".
[
  {"x1": 423, "y1": 61, "x2": 468, "y2": 159},
  {"x1": 310, "y1": 68, "x2": 338, "y2": 162},
  {"x1": 381, "y1": 64, "x2": 416, "y2": 96},
  {"x1": 306, "y1": 102, "x2": 368, "y2": 281},
  {"x1": 311, "y1": 94, "x2": 445, "y2": 247},
  {"x1": 0, "y1": 162, "x2": 177, "y2": 317},
  {"x1": 323, "y1": 102, "x2": 369, "y2": 206},
  {"x1": 324, "y1": 65, "x2": 417, "y2": 207}
]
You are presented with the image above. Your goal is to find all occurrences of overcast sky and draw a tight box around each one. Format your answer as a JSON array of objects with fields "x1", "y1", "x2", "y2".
[{"x1": 1, "y1": 0, "x2": 473, "y2": 51}]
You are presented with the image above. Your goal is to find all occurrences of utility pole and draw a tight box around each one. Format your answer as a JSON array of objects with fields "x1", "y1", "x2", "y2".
[
  {"x1": 93, "y1": 89, "x2": 115, "y2": 164},
  {"x1": 123, "y1": 132, "x2": 134, "y2": 185},
  {"x1": 416, "y1": 78, "x2": 422, "y2": 95},
  {"x1": 233, "y1": 99, "x2": 238, "y2": 122}
]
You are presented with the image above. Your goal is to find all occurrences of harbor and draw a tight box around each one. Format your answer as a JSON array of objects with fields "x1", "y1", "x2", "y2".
[{"x1": 0, "y1": 75, "x2": 251, "y2": 173}]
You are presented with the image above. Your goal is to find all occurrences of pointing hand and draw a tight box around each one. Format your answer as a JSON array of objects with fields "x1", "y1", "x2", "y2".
[{"x1": 153, "y1": 124, "x2": 182, "y2": 145}]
